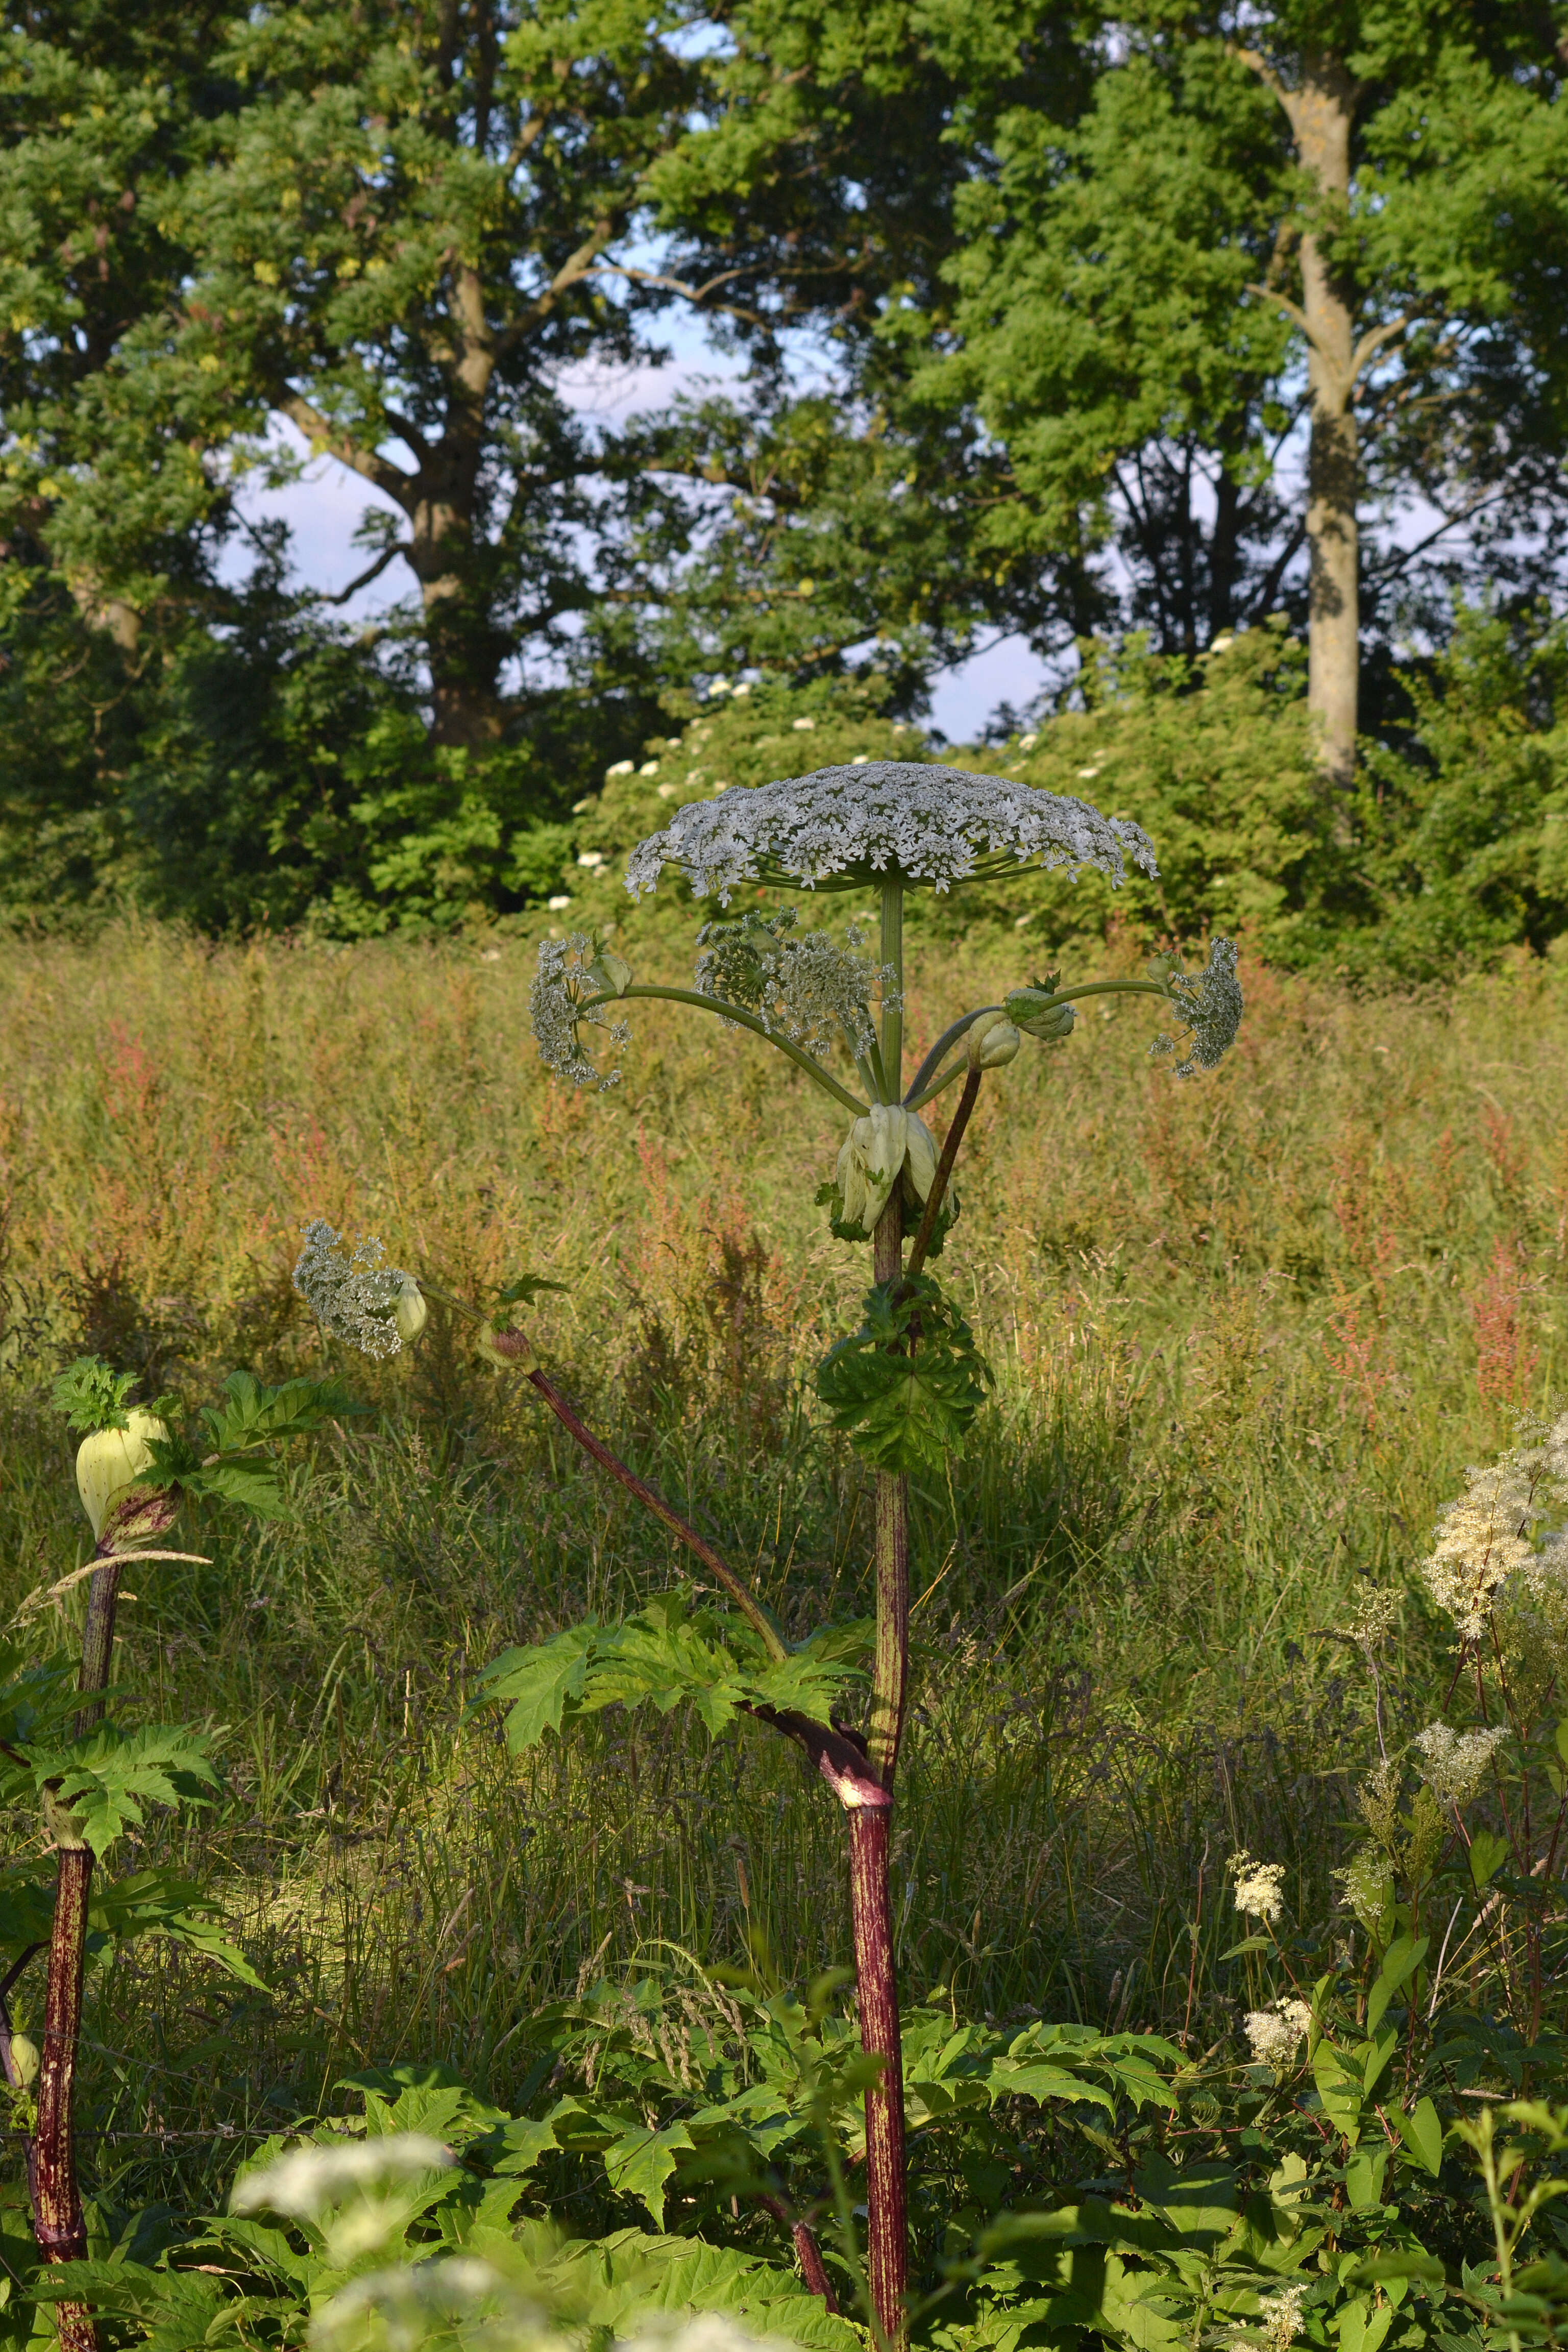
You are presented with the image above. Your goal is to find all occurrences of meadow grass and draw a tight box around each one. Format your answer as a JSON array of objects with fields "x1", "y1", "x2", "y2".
[{"x1": 1, "y1": 915, "x2": 1565, "y2": 2208}]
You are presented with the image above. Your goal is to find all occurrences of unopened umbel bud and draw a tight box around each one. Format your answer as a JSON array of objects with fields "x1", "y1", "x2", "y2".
[
  {"x1": 75, "y1": 1410, "x2": 169, "y2": 1540},
  {"x1": 836, "y1": 1104, "x2": 910, "y2": 1231},
  {"x1": 8, "y1": 2033, "x2": 39, "y2": 2087},
  {"x1": 589, "y1": 951, "x2": 633, "y2": 998},
  {"x1": 1005, "y1": 988, "x2": 1076, "y2": 1042},
  {"x1": 393, "y1": 1276, "x2": 428, "y2": 1344},
  {"x1": 968, "y1": 1018, "x2": 1021, "y2": 1070}
]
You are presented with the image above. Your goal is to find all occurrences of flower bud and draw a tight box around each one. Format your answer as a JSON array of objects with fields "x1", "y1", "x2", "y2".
[
  {"x1": 589, "y1": 950, "x2": 633, "y2": 998},
  {"x1": 393, "y1": 1276, "x2": 428, "y2": 1344},
  {"x1": 968, "y1": 1018, "x2": 1021, "y2": 1070},
  {"x1": 836, "y1": 1105, "x2": 914, "y2": 1230},
  {"x1": 904, "y1": 1113, "x2": 939, "y2": 1203},
  {"x1": 477, "y1": 1323, "x2": 540, "y2": 1375},
  {"x1": 1005, "y1": 987, "x2": 1076, "y2": 1041},
  {"x1": 8, "y1": 2033, "x2": 39, "y2": 2088},
  {"x1": 75, "y1": 1410, "x2": 169, "y2": 1541}
]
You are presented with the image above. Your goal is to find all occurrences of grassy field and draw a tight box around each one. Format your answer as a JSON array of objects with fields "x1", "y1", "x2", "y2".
[{"x1": 1, "y1": 916, "x2": 1565, "y2": 2211}]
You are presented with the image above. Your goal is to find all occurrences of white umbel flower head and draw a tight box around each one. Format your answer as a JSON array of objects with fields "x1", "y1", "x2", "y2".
[
  {"x1": 530, "y1": 933, "x2": 630, "y2": 1090},
  {"x1": 624, "y1": 761, "x2": 1159, "y2": 902},
  {"x1": 1412, "y1": 1721, "x2": 1509, "y2": 1807},
  {"x1": 694, "y1": 908, "x2": 895, "y2": 1059},
  {"x1": 1148, "y1": 938, "x2": 1244, "y2": 1075},
  {"x1": 292, "y1": 1222, "x2": 412, "y2": 1360},
  {"x1": 1242, "y1": 1998, "x2": 1312, "y2": 2066}
]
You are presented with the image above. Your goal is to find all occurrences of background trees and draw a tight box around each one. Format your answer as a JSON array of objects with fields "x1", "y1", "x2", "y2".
[{"x1": 2, "y1": 0, "x2": 1566, "y2": 958}]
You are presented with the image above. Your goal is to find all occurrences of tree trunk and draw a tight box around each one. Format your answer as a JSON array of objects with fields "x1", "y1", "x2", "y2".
[{"x1": 1280, "y1": 55, "x2": 1362, "y2": 790}]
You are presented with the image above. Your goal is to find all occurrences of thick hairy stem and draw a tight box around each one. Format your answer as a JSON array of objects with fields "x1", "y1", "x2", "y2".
[
  {"x1": 904, "y1": 1066, "x2": 982, "y2": 1282},
  {"x1": 859, "y1": 1181, "x2": 910, "y2": 2351},
  {"x1": 849, "y1": 1807, "x2": 908, "y2": 2352},
  {"x1": 757, "y1": 2193, "x2": 840, "y2": 2313},
  {"x1": 32, "y1": 1546, "x2": 124, "y2": 2349}
]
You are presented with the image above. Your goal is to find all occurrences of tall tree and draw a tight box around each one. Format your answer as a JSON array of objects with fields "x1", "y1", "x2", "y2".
[{"x1": 889, "y1": 1, "x2": 1568, "y2": 777}]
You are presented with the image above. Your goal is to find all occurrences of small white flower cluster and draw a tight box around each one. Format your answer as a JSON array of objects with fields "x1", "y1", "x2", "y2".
[
  {"x1": 624, "y1": 761, "x2": 1159, "y2": 902},
  {"x1": 1230, "y1": 1850, "x2": 1285, "y2": 1924},
  {"x1": 1258, "y1": 2284, "x2": 1310, "y2": 2351},
  {"x1": 530, "y1": 934, "x2": 630, "y2": 1091},
  {"x1": 694, "y1": 908, "x2": 895, "y2": 1058},
  {"x1": 233, "y1": 2133, "x2": 452, "y2": 2218},
  {"x1": 292, "y1": 1221, "x2": 412, "y2": 1361},
  {"x1": 1412, "y1": 1720, "x2": 1509, "y2": 1808},
  {"x1": 1242, "y1": 1997, "x2": 1312, "y2": 2066},
  {"x1": 1148, "y1": 937, "x2": 1244, "y2": 1076},
  {"x1": 1422, "y1": 1413, "x2": 1568, "y2": 1644}
]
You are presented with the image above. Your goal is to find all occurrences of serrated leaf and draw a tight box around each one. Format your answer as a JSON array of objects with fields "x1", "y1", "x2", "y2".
[
  {"x1": 201, "y1": 1369, "x2": 356, "y2": 1453},
  {"x1": 815, "y1": 1273, "x2": 992, "y2": 1474},
  {"x1": 478, "y1": 1625, "x2": 598, "y2": 1750}
]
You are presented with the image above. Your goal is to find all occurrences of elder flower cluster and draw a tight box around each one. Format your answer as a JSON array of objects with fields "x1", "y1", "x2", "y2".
[
  {"x1": 1412, "y1": 1720, "x2": 1509, "y2": 1808},
  {"x1": 624, "y1": 761, "x2": 1159, "y2": 901},
  {"x1": 694, "y1": 908, "x2": 896, "y2": 1059},
  {"x1": 1230, "y1": 1851, "x2": 1286, "y2": 1924},
  {"x1": 1421, "y1": 1410, "x2": 1568, "y2": 1645},
  {"x1": 1243, "y1": 1998, "x2": 1312, "y2": 2066},
  {"x1": 292, "y1": 1221, "x2": 424, "y2": 1361}
]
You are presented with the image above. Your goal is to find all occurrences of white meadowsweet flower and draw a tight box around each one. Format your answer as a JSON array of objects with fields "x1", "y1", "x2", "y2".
[
  {"x1": 694, "y1": 908, "x2": 895, "y2": 1059},
  {"x1": 530, "y1": 934, "x2": 630, "y2": 1090},
  {"x1": 1243, "y1": 1998, "x2": 1312, "y2": 2066},
  {"x1": 1423, "y1": 1458, "x2": 1536, "y2": 1640},
  {"x1": 623, "y1": 761, "x2": 1159, "y2": 903},
  {"x1": 1412, "y1": 1721, "x2": 1509, "y2": 1807},
  {"x1": 1229, "y1": 1850, "x2": 1285, "y2": 1924},
  {"x1": 292, "y1": 1222, "x2": 412, "y2": 1360},
  {"x1": 232, "y1": 2134, "x2": 452, "y2": 2219}
]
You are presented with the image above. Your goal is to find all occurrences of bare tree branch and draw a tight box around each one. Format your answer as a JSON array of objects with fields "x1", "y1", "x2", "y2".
[{"x1": 279, "y1": 395, "x2": 414, "y2": 506}]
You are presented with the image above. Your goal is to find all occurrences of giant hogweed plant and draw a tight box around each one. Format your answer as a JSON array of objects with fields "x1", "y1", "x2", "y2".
[
  {"x1": 292, "y1": 761, "x2": 1243, "y2": 2349},
  {"x1": 0, "y1": 1355, "x2": 349, "y2": 2352}
]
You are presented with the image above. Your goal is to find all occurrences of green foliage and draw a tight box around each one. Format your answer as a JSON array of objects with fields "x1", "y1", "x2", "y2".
[
  {"x1": 474, "y1": 1594, "x2": 870, "y2": 1752},
  {"x1": 50, "y1": 1357, "x2": 141, "y2": 1437},
  {"x1": 142, "y1": 1367, "x2": 354, "y2": 1519},
  {"x1": 815, "y1": 1277, "x2": 992, "y2": 1477}
]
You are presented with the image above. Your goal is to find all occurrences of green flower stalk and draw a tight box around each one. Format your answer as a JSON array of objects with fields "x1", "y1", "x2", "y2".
[{"x1": 313, "y1": 760, "x2": 1242, "y2": 2350}]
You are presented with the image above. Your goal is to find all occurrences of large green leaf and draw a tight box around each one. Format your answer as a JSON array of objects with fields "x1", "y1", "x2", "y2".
[{"x1": 815, "y1": 1273, "x2": 992, "y2": 1474}]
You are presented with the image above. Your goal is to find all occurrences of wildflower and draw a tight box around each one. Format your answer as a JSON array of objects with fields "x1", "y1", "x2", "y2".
[
  {"x1": 1258, "y1": 2284, "x2": 1309, "y2": 2351},
  {"x1": 311, "y1": 2257, "x2": 534, "y2": 2352},
  {"x1": 232, "y1": 2134, "x2": 452, "y2": 2218},
  {"x1": 1148, "y1": 938, "x2": 1244, "y2": 1076},
  {"x1": 76, "y1": 1410, "x2": 170, "y2": 1539},
  {"x1": 624, "y1": 761, "x2": 1159, "y2": 903},
  {"x1": 1412, "y1": 1721, "x2": 1509, "y2": 1807},
  {"x1": 1422, "y1": 1457, "x2": 1537, "y2": 1641},
  {"x1": 694, "y1": 908, "x2": 896, "y2": 1059},
  {"x1": 1336, "y1": 1845, "x2": 1393, "y2": 1938},
  {"x1": 546, "y1": 894, "x2": 572, "y2": 911},
  {"x1": 1340, "y1": 1585, "x2": 1400, "y2": 1646},
  {"x1": 530, "y1": 933, "x2": 630, "y2": 1090},
  {"x1": 605, "y1": 759, "x2": 634, "y2": 777},
  {"x1": 292, "y1": 1222, "x2": 412, "y2": 1360},
  {"x1": 1242, "y1": 1998, "x2": 1312, "y2": 2066},
  {"x1": 1229, "y1": 1851, "x2": 1285, "y2": 1924}
]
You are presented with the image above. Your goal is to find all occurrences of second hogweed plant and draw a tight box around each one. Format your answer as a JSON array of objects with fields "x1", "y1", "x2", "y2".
[{"x1": 293, "y1": 761, "x2": 1242, "y2": 2349}]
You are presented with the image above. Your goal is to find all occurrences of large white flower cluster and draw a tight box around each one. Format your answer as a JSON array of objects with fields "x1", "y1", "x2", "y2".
[
  {"x1": 1411, "y1": 1720, "x2": 1509, "y2": 1808},
  {"x1": 624, "y1": 761, "x2": 1159, "y2": 902}
]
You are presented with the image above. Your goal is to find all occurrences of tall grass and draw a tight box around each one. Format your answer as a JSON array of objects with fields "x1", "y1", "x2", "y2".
[{"x1": 1, "y1": 916, "x2": 1565, "y2": 2201}]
